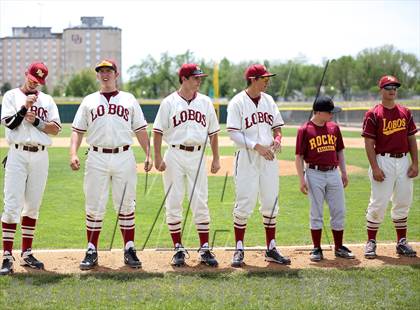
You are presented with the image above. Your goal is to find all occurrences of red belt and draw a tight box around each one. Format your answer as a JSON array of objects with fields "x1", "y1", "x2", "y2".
[
  {"x1": 92, "y1": 145, "x2": 130, "y2": 154},
  {"x1": 380, "y1": 152, "x2": 407, "y2": 158},
  {"x1": 308, "y1": 164, "x2": 337, "y2": 172},
  {"x1": 171, "y1": 144, "x2": 202, "y2": 152},
  {"x1": 15, "y1": 144, "x2": 45, "y2": 152}
]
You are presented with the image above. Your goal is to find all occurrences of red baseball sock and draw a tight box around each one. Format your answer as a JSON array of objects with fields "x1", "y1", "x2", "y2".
[
  {"x1": 21, "y1": 216, "x2": 36, "y2": 252},
  {"x1": 367, "y1": 220, "x2": 379, "y2": 241},
  {"x1": 234, "y1": 227, "x2": 246, "y2": 247},
  {"x1": 86, "y1": 214, "x2": 102, "y2": 249},
  {"x1": 168, "y1": 221, "x2": 182, "y2": 247},
  {"x1": 332, "y1": 230, "x2": 343, "y2": 250},
  {"x1": 119, "y1": 212, "x2": 135, "y2": 246},
  {"x1": 264, "y1": 227, "x2": 276, "y2": 249},
  {"x1": 2, "y1": 222, "x2": 17, "y2": 254},
  {"x1": 311, "y1": 229, "x2": 322, "y2": 248}
]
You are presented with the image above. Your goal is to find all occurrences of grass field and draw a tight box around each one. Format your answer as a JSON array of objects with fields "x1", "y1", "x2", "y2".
[{"x1": 0, "y1": 132, "x2": 419, "y2": 309}]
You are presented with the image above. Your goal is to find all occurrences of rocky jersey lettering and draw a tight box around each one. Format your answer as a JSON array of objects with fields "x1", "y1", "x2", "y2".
[
  {"x1": 0, "y1": 88, "x2": 61, "y2": 146},
  {"x1": 153, "y1": 92, "x2": 219, "y2": 145},
  {"x1": 362, "y1": 104, "x2": 417, "y2": 154},
  {"x1": 295, "y1": 121, "x2": 344, "y2": 166},
  {"x1": 227, "y1": 90, "x2": 283, "y2": 147},
  {"x1": 72, "y1": 91, "x2": 147, "y2": 148}
]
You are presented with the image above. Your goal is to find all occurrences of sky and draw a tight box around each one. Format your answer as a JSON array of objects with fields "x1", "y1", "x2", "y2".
[{"x1": 1, "y1": 0, "x2": 419, "y2": 80}]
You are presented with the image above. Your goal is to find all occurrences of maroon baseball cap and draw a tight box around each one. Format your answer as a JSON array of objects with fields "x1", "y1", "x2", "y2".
[
  {"x1": 27, "y1": 62, "x2": 48, "y2": 85},
  {"x1": 178, "y1": 63, "x2": 208, "y2": 79},
  {"x1": 245, "y1": 64, "x2": 276, "y2": 80},
  {"x1": 378, "y1": 75, "x2": 401, "y2": 88},
  {"x1": 95, "y1": 59, "x2": 118, "y2": 72}
]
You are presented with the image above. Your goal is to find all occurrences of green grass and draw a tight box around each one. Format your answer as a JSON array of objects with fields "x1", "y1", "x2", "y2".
[{"x1": 0, "y1": 266, "x2": 418, "y2": 309}]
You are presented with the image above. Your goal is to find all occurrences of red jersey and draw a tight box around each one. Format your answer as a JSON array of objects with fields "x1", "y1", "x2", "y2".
[
  {"x1": 362, "y1": 103, "x2": 417, "y2": 154},
  {"x1": 295, "y1": 121, "x2": 345, "y2": 166}
]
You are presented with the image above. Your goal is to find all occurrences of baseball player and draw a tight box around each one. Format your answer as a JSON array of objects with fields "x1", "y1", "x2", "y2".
[
  {"x1": 0, "y1": 62, "x2": 61, "y2": 275},
  {"x1": 153, "y1": 63, "x2": 220, "y2": 267},
  {"x1": 227, "y1": 64, "x2": 290, "y2": 267},
  {"x1": 70, "y1": 59, "x2": 152, "y2": 270},
  {"x1": 362, "y1": 75, "x2": 418, "y2": 259},
  {"x1": 295, "y1": 96, "x2": 355, "y2": 262}
]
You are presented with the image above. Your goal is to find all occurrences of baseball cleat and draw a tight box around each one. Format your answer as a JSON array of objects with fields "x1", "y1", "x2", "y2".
[
  {"x1": 198, "y1": 247, "x2": 218, "y2": 267},
  {"x1": 310, "y1": 247, "x2": 324, "y2": 262},
  {"x1": 0, "y1": 255, "x2": 14, "y2": 276},
  {"x1": 171, "y1": 246, "x2": 188, "y2": 267},
  {"x1": 396, "y1": 238, "x2": 417, "y2": 257},
  {"x1": 21, "y1": 249, "x2": 44, "y2": 270},
  {"x1": 335, "y1": 246, "x2": 355, "y2": 259},
  {"x1": 124, "y1": 247, "x2": 142, "y2": 268},
  {"x1": 364, "y1": 239, "x2": 377, "y2": 259},
  {"x1": 80, "y1": 248, "x2": 98, "y2": 270},
  {"x1": 265, "y1": 248, "x2": 291, "y2": 265},
  {"x1": 231, "y1": 249, "x2": 244, "y2": 267}
]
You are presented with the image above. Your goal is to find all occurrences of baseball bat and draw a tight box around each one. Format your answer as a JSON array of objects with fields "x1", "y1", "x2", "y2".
[
  {"x1": 144, "y1": 129, "x2": 152, "y2": 195},
  {"x1": 108, "y1": 181, "x2": 128, "y2": 250},
  {"x1": 308, "y1": 59, "x2": 331, "y2": 121}
]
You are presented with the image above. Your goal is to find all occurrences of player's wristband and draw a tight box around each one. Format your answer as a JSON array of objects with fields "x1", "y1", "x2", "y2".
[
  {"x1": 274, "y1": 135, "x2": 282, "y2": 143},
  {"x1": 33, "y1": 118, "x2": 46, "y2": 131}
]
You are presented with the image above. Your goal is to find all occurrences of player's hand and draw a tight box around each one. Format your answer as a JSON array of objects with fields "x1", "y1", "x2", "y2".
[
  {"x1": 25, "y1": 94, "x2": 37, "y2": 108},
  {"x1": 407, "y1": 164, "x2": 419, "y2": 178},
  {"x1": 271, "y1": 140, "x2": 281, "y2": 153},
  {"x1": 144, "y1": 156, "x2": 153, "y2": 172},
  {"x1": 341, "y1": 173, "x2": 349, "y2": 188},
  {"x1": 24, "y1": 111, "x2": 36, "y2": 124},
  {"x1": 155, "y1": 156, "x2": 166, "y2": 172},
  {"x1": 211, "y1": 157, "x2": 221, "y2": 174},
  {"x1": 372, "y1": 167, "x2": 385, "y2": 182},
  {"x1": 70, "y1": 155, "x2": 80, "y2": 171},
  {"x1": 299, "y1": 180, "x2": 308, "y2": 195},
  {"x1": 254, "y1": 144, "x2": 275, "y2": 161}
]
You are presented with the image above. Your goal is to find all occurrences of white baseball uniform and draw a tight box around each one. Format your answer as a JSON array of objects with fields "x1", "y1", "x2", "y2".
[
  {"x1": 153, "y1": 91, "x2": 220, "y2": 226},
  {"x1": 227, "y1": 90, "x2": 284, "y2": 219},
  {"x1": 1, "y1": 88, "x2": 61, "y2": 223},
  {"x1": 72, "y1": 91, "x2": 147, "y2": 219}
]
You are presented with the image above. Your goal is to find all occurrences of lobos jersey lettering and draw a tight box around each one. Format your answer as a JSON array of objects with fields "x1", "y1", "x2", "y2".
[
  {"x1": 227, "y1": 90, "x2": 283, "y2": 147},
  {"x1": 362, "y1": 104, "x2": 417, "y2": 154},
  {"x1": 72, "y1": 91, "x2": 147, "y2": 147},
  {"x1": 295, "y1": 121, "x2": 344, "y2": 166},
  {"x1": 0, "y1": 88, "x2": 61, "y2": 146},
  {"x1": 153, "y1": 92, "x2": 219, "y2": 145}
]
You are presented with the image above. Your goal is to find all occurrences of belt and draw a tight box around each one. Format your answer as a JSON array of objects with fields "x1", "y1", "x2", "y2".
[
  {"x1": 308, "y1": 164, "x2": 337, "y2": 172},
  {"x1": 15, "y1": 144, "x2": 45, "y2": 152},
  {"x1": 91, "y1": 145, "x2": 130, "y2": 154},
  {"x1": 171, "y1": 144, "x2": 202, "y2": 152},
  {"x1": 380, "y1": 152, "x2": 407, "y2": 158}
]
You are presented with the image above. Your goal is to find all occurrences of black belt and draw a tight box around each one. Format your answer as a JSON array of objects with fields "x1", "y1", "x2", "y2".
[
  {"x1": 92, "y1": 145, "x2": 130, "y2": 154},
  {"x1": 380, "y1": 152, "x2": 407, "y2": 158},
  {"x1": 171, "y1": 144, "x2": 202, "y2": 152},
  {"x1": 15, "y1": 144, "x2": 45, "y2": 152},
  {"x1": 308, "y1": 164, "x2": 337, "y2": 172}
]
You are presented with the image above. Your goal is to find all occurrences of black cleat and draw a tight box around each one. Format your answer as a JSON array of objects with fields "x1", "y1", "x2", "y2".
[
  {"x1": 396, "y1": 238, "x2": 417, "y2": 257},
  {"x1": 198, "y1": 248, "x2": 218, "y2": 267},
  {"x1": 21, "y1": 249, "x2": 44, "y2": 270},
  {"x1": 231, "y1": 249, "x2": 244, "y2": 268},
  {"x1": 171, "y1": 246, "x2": 188, "y2": 267},
  {"x1": 310, "y1": 247, "x2": 324, "y2": 262},
  {"x1": 0, "y1": 255, "x2": 14, "y2": 275},
  {"x1": 124, "y1": 247, "x2": 142, "y2": 268},
  {"x1": 335, "y1": 246, "x2": 355, "y2": 259},
  {"x1": 80, "y1": 248, "x2": 98, "y2": 270},
  {"x1": 265, "y1": 248, "x2": 291, "y2": 265}
]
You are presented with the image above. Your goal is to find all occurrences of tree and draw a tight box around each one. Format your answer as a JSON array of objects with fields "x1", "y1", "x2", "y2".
[
  {"x1": 65, "y1": 70, "x2": 97, "y2": 97},
  {"x1": 329, "y1": 56, "x2": 356, "y2": 100},
  {"x1": 1, "y1": 82, "x2": 12, "y2": 95}
]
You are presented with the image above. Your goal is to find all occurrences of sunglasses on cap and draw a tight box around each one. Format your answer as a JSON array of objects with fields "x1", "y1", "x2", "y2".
[{"x1": 383, "y1": 85, "x2": 398, "y2": 91}]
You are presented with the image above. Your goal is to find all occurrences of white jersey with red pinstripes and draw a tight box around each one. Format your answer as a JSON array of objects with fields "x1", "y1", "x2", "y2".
[
  {"x1": 226, "y1": 90, "x2": 284, "y2": 147},
  {"x1": 72, "y1": 91, "x2": 147, "y2": 147},
  {"x1": 153, "y1": 91, "x2": 220, "y2": 145},
  {"x1": 1, "y1": 88, "x2": 61, "y2": 146}
]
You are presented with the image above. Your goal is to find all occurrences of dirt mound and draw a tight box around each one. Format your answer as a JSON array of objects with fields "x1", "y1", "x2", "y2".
[
  {"x1": 9, "y1": 243, "x2": 419, "y2": 275},
  {"x1": 137, "y1": 156, "x2": 365, "y2": 176}
]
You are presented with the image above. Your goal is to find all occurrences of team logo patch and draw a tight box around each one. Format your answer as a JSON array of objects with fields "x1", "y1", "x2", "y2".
[{"x1": 36, "y1": 69, "x2": 45, "y2": 78}]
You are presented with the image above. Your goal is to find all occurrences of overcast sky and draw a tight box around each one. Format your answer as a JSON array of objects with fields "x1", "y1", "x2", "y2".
[{"x1": 1, "y1": 0, "x2": 419, "y2": 80}]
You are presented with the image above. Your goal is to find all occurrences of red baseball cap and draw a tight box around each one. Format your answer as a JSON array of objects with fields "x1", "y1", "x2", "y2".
[
  {"x1": 245, "y1": 64, "x2": 276, "y2": 80},
  {"x1": 378, "y1": 75, "x2": 401, "y2": 88},
  {"x1": 27, "y1": 62, "x2": 48, "y2": 85},
  {"x1": 178, "y1": 63, "x2": 208, "y2": 79},
  {"x1": 95, "y1": 59, "x2": 118, "y2": 73}
]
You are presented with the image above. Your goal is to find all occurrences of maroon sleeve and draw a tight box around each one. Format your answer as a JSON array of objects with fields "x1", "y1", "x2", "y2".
[
  {"x1": 406, "y1": 109, "x2": 418, "y2": 136},
  {"x1": 336, "y1": 126, "x2": 345, "y2": 152},
  {"x1": 295, "y1": 126, "x2": 306, "y2": 155},
  {"x1": 361, "y1": 109, "x2": 377, "y2": 139}
]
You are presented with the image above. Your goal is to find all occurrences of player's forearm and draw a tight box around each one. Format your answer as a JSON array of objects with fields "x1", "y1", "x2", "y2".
[
  {"x1": 153, "y1": 132, "x2": 163, "y2": 159},
  {"x1": 295, "y1": 155, "x2": 305, "y2": 182},
  {"x1": 408, "y1": 135, "x2": 418, "y2": 166},
  {"x1": 228, "y1": 130, "x2": 256, "y2": 149},
  {"x1": 364, "y1": 138, "x2": 379, "y2": 169},
  {"x1": 209, "y1": 134, "x2": 220, "y2": 159},
  {"x1": 40, "y1": 121, "x2": 60, "y2": 135},
  {"x1": 70, "y1": 131, "x2": 84, "y2": 155},
  {"x1": 2, "y1": 106, "x2": 27, "y2": 129},
  {"x1": 135, "y1": 129, "x2": 151, "y2": 159},
  {"x1": 337, "y1": 150, "x2": 347, "y2": 175},
  {"x1": 273, "y1": 128, "x2": 282, "y2": 139}
]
